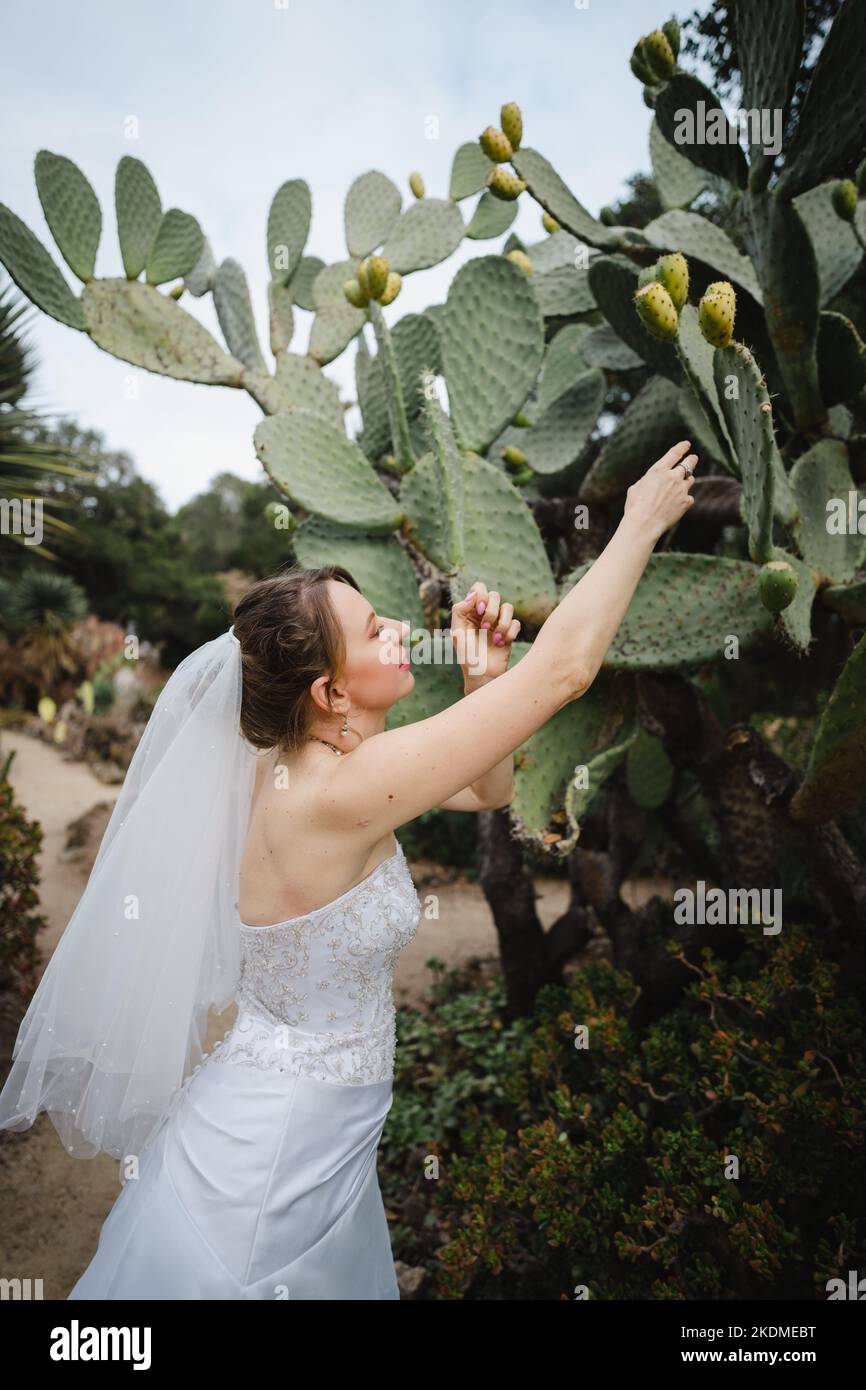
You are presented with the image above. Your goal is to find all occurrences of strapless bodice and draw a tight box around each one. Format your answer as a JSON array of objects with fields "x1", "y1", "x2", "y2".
[{"x1": 207, "y1": 836, "x2": 421, "y2": 1086}]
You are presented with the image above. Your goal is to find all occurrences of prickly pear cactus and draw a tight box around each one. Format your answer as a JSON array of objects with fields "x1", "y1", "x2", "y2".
[{"x1": 2, "y1": 6, "x2": 865, "y2": 874}]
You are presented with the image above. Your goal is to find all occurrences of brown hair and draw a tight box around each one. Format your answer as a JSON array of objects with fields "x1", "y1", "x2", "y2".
[{"x1": 232, "y1": 564, "x2": 361, "y2": 755}]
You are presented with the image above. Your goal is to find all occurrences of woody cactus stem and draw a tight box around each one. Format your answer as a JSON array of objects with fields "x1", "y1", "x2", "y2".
[{"x1": 368, "y1": 300, "x2": 414, "y2": 472}]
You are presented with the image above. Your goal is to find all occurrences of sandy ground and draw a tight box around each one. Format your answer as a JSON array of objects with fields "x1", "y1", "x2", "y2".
[{"x1": 1, "y1": 728, "x2": 595, "y2": 1299}]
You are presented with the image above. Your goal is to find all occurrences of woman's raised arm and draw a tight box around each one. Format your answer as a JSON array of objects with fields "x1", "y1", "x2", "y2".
[{"x1": 317, "y1": 440, "x2": 698, "y2": 843}]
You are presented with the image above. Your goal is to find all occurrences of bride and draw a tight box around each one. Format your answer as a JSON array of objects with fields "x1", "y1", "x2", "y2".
[{"x1": 0, "y1": 442, "x2": 697, "y2": 1299}]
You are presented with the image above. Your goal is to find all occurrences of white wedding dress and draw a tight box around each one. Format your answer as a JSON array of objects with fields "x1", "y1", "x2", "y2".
[{"x1": 67, "y1": 835, "x2": 421, "y2": 1301}]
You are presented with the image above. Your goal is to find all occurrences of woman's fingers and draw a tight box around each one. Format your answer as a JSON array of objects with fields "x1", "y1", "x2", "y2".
[
  {"x1": 480, "y1": 590, "x2": 502, "y2": 629},
  {"x1": 654, "y1": 439, "x2": 693, "y2": 471}
]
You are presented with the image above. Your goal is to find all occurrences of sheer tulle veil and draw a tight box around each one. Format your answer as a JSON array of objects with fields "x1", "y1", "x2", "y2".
[{"x1": 0, "y1": 625, "x2": 258, "y2": 1160}]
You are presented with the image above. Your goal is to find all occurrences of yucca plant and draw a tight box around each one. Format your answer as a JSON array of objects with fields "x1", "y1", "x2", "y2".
[
  {"x1": 5, "y1": 568, "x2": 88, "y2": 692},
  {"x1": 0, "y1": 276, "x2": 98, "y2": 568}
]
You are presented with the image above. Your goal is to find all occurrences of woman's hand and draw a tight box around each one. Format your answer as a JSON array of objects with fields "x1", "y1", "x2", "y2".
[
  {"x1": 622, "y1": 440, "x2": 700, "y2": 542},
  {"x1": 450, "y1": 581, "x2": 521, "y2": 686}
]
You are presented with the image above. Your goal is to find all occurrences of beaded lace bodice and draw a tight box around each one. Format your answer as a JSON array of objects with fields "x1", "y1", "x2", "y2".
[{"x1": 207, "y1": 836, "x2": 421, "y2": 1087}]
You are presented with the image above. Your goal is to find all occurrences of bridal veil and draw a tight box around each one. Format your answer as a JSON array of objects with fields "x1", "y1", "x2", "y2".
[{"x1": 0, "y1": 626, "x2": 257, "y2": 1160}]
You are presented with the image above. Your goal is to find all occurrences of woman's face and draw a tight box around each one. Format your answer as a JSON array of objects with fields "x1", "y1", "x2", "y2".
[{"x1": 323, "y1": 579, "x2": 413, "y2": 715}]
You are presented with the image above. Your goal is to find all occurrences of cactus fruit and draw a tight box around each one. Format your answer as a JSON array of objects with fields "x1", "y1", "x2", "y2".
[
  {"x1": 379, "y1": 271, "x2": 402, "y2": 305},
  {"x1": 599, "y1": 206, "x2": 617, "y2": 226},
  {"x1": 662, "y1": 18, "x2": 680, "y2": 59},
  {"x1": 758, "y1": 558, "x2": 799, "y2": 613},
  {"x1": 502, "y1": 444, "x2": 528, "y2": 468},
  {"x1": 486, "y1": 167, "x2": 527, "y2": 201},
  {"x1": 343, "y1": 278, "x2": 367, "y2": 308},
  {"x1": 634, "y1": 280, "x2": 680, "y2": 341},
  {"x1": 479, "y1": 126, "x2": 514, "y2": 163},
  {"x1": 356, "y1": 260, "x2": 370, "y2": 299},
  {"x1": 409, "y1": 171, "x2": 425, "y2": 200},
  {"x1": 655, "y1": 251, "x2": 689, "y2": 311},
  {"x1": 643, "y1": 29, "x2": 676, "y2": 81},
  {"x1": 500, "y1": 102, "x2": 523, "y2": 152},
  {"x1": 699, "y1": 282, "x2": 736, "y2": 348},
  {"x1": 512, "y1": 410, "x2": 533, "y2": 427},
  {"x1": 630, "y1": 39, "x2": 655, "y2": 85},
  {"x1": 832, "y1": 179, "x2": 858, "y2": 222},
  {"x1": 542, "y1": 211, "x2": 560, "y2": 234},
  {"x1": 366, "y1": 255, "x2": 389, "y2": 299},
  {"x1": 506, "y1": 249, "x2": 533, "y2": 275}
]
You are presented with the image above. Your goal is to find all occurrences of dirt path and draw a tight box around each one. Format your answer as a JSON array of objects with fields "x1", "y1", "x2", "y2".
[{"x1": 0, "y1": 730, "x2": 581, "y2": 1297}]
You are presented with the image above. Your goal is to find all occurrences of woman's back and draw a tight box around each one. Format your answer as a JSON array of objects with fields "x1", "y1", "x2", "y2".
[{"x1": 238, "y1": 743, "x2": 400, "y2": 928}]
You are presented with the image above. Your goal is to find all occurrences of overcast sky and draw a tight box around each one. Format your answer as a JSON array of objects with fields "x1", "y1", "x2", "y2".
[{"x1": 4, "y1": 0, "x2": 701, "y2": 511}]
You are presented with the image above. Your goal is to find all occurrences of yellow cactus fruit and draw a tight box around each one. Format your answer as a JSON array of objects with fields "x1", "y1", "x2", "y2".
[
  {"x1": 698, "y1": 283, "x2": 736, "y2": 348},
  {"x1": 542, "y1": 211, "x2": 560, "y2": 234},
  {"x1": 633, "y1": 280, "x2": 680, "y2": 341},
  {"x1": 486, "y1": 166, "x2": 527, "y2": 201},
  {"x1": 379, "y1": 271, "x2": 402, "y2": 306},
  {"x1": 502, "y1": 445, "x2": 528, "y2": 468},
  {"x1": 643, "y1": 28, "x2": 676, "y2": 81},
  {"x1": 832, "y1": 179, "x2": 857, "y2": 222},
  {"x1": 655, "y1": 252, "x2": 689, "y2": 311},
  {"x1": 480, "y1": 125, "x2": 514, "y2": 163},
  {"x1": 343, "y1": 279, "x2": 366, "y2": 308},
  {"x1": 409, "y1": 171, "x2": 425, "y2": 199},
  {"x1": 500, "y1": 102, "x2": 523, "y2": 151},
  {"x1": 506, "y1": 249, "x2": 533, "y2": 275},
  {"x1": 38, "y1": 696, "x2": 56, "y2": 724},
  {"x1": 366, "y1": 255, "x2": 389, "y2": 300},
  {"x1": 53, "y1": 719, "x2": 67, "y2": 744}
]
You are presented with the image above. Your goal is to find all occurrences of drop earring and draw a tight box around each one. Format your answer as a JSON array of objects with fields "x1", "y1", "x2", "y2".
[{"x1": 340, "y1": 712, "x2": 349, "y2": 737}]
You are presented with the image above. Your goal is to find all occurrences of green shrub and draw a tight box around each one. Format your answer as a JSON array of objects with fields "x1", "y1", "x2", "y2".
[
  {"x1": 385, "y1": 926, "x2": 866, "y2": 1299},
  {"x1": 0, "y1": 773, "x2": 47, "y2": 1000}
]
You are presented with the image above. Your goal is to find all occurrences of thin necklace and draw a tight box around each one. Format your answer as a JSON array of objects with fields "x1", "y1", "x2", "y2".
[{"x1": 307, "y1": 735, "x2": 344, "y2": 756}]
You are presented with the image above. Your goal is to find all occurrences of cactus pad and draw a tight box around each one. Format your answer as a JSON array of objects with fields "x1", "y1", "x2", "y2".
[
  {"x1": 145, "y1": 209, "x2": 204, "y2": 287},
  {"x1": 185, "y1": 237, "x2": 217, "y2": 297},
  {"x1": 254, "y1": 409, "x2": 403, "y2": 532},
  {"x1": 290, "y1": 255, "x2": 325, "y2": 311},
  {"x1": 402, "y1": 431, "x2": 557, "y2": 624},
  {"x1": 520, "y1": 368, "x2": 605, "y2": 475},
  {"x1": 114, "y1": 156, "x2": 162, "y2": 280},
  {"x1": 789, "y1": 630, "x2": 866, "y2": 824},
  {"x1": 0, "y1": 204, "x2": 86, "y2": 329},
  {"x1": 344, "y1": 171, "x2": 402, "y2": 259},
  {"x1": 381, "y1": 199, "x2": 464, "y2": 274},
  {"x1": 449, "y1": 142, "x2": 495, "y2": 201},
  {"x1": 713, "y1": 342, "x2": 778, "y2": 558},
  {"x1": 213, "y1": 258, "x2": 267, "y2": 373},
  {"x1": 464, "y1": 191, "x2": 518, "y2": 240},
  {"x1": 255, "y1": 351, "x2": 344, "y2": 429},
  {"x1": 625, "y1": 729, "x2": 674, "y2": 808},
  {"x1": 34, "y1": 151, "x2": 101, "y2": 283},
  {"x1": 437, "y1": 255, "x2": 544, "y2": 453},
  {"x1": 649, "y1": 116, "x2": 705, "y2": 210},
  {"x1": 511, "y1": 148, "x2": 622, "y2": 249},
  {"x1": 559, "y1": 553, "x2": 774, "y2": 670},
  {"x1": 81, "y1": 278, "x2": 244, "y2": 383},
  {"x1": 789, "y1": 439, "x2": 866, "y2": 583},
  {"x1": 267, "y1": 179, "x2": 312, "y2": 286},
  {"x1": 291, "y1": 516, "x2": 426, "y2": 632}
]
